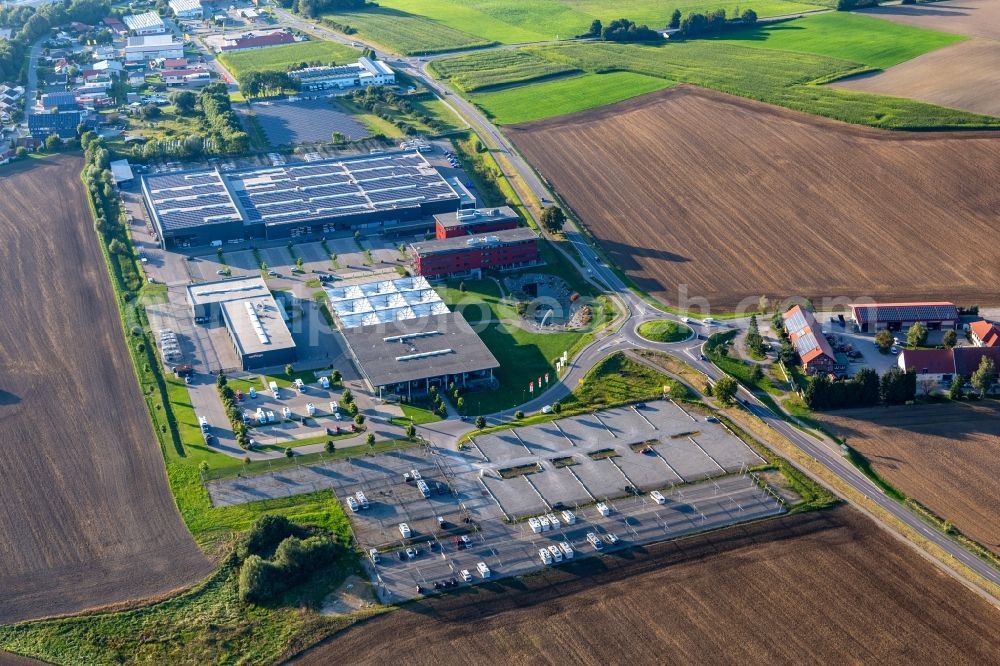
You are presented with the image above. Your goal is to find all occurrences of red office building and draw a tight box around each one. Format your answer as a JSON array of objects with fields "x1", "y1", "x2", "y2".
[
  {"x1": 411, "y1": 227, "x2": 540, "y2": 278},
  {"x1": 433, "y1": 206, "x2": 519, "y2": 239}
]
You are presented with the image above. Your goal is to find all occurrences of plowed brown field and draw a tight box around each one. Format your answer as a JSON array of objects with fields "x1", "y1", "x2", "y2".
[
  {"x1": 508, "y1": 86, "x2": 1000, "y2": 310},
  {"x1": 832, "y1": 40, "x2": 1000, "y2": 118},
  {"x1": 288, "y1": 507, "x2": 1000, "y2": 665},
  {"x1": 818, "y1": 402, "x2": 1000, "y2": 554},
  {"x1": 0, "y1": 156, "x2": 211, "y2": 623},
  {"x1": 860, "y1": 0, "x2": 1000, "y2": 40}
]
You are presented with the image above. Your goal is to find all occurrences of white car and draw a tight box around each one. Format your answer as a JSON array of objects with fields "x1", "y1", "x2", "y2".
[
  {"x1": 399, "y1": 522, "x2": 411, "y2": 539},
  {"x1": 346, "y1": 496, "x2": 359, "y2": 512},
  {"x1": 596, "y1": 502, "x2": 610, "y2": 517},
  {"x1": 587, "y1": 532, "x2": 603, "y2": 550},
  {"x1": 561, "y1": 509, "x2": 576, "y2": 525},
  {"x1": 541, "y1": 404, "x2": 553, "y2": 414},
  {"x1": 703, "y1": 317, "x2": 716, "y2": 326},
  {"x1": 461, "y1": 569, "x2": 472, "y2": 582},
  {"x1": 319, "y1": 376, "x2": 331, "y2": 389},
  {"x1": 477, "y1": 561, "x2": 491, "y2": 578},
  {"x1": 650, "y1": 490, "x2": 666, "y2": 505},
  {"x1": 295, "y1": 378, "x2": 305, "y2": 391},
  {"x1": 681, "y1": 316, "x2": 690, "y2": 323},
  {"x1": 335, "y1": 412, "x2": 342, "y2": 421},
  {"x1": 559, "y1": 541, "x2": 574, "y2": 559},
  {"x1": 368, "y1": 548, "x2": 380, "y2": 564},
  {"x1": 547, "y1": 544, "x2": 563, "y2": 562},
  {"x1": 282, "y1": 406, "x2": 291, "y2": 419},
  {"x1": 410, "y1": 469, "x2": 422, "y2": 481},
  {"x1": 546, "y1": 513, "x2": 560, "y2": 528},
  {"x1": 604, "y1": 533, "x2": 619, "y2": 546},
  {"x1": 539, "y1": 548, "x2": 553, "y2": 565}
]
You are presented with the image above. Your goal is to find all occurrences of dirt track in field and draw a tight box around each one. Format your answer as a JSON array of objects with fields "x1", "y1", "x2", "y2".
[
  {"x1": 832, "y1": 40, "x2": 1000, "y2": 118},
  {"x1": 818, "y1": 401, "x2": 1000, "y2": 555},
  {"x1": 507, "y1": 86, "x2": 1000, "y2": 310},
  {"x1": 0, "y1": 156, "x2": 211, "y2": 623},
  {"x1": 288, "y1": 506, "x2": 1000, "y2": 665}
]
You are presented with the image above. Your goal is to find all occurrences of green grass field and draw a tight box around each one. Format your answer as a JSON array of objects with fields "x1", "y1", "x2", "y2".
[
  {"x1": 429, "y1": 49, "x2": 579, "y2": 91},
  {"x1": 637, "y1": 319, "x2": 692, "y2": 343},
  {"x1": 715, "y1": 12, "x2": 966, "y2": 70},
  {"x1": 324, "y1": 7, "x2": 496, "y2": 55},
  {"x1": 326, "y1": 0, "x2": 827, "y2": 54},
  {"x1": 472, "y1": 71, "x2": 673, "y2": 124},
  {"x1": 218, "y1": 40, "x2": 362, "y2": 80},
  {"x1": 437, "y1": 35, "x2": 1000, "y2": 129}
]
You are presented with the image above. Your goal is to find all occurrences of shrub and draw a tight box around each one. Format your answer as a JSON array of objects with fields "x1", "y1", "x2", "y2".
[
  {"x1": 238, "y1": 515, "x2": 306, "y2": 560},
  {"x1": 514, "y1": 410, "x2": 524, "y2": 420}
]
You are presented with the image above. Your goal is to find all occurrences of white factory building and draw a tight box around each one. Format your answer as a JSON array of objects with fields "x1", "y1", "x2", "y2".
[
  {"x1": 123, "y1": 11, "x2": 166, "y2": 35},
  {"x1": 125, "y1": 34, "x2": 184, "y2": 62},
  {"x1": 289, "y1": 57, "x2": 395, "y2": 92}
]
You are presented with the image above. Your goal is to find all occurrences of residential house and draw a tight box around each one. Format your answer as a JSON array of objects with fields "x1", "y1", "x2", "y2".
[{"x1": 969, "y1": 320, "x2": 1000, "y2": 347}]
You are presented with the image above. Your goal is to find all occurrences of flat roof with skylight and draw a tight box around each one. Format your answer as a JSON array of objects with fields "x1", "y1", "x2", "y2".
[{"x1": 325, "y1": 275, "x2": 448, "y2": 329}]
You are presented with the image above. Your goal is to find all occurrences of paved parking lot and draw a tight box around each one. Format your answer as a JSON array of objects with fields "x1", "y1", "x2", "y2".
[
  {"x1": 373, "y1": 474, "x2": 783, "y2": 602},
  {"x1": 206, "y1": 399, "x2": 781, "y2": 602},
  {"x1": 470, "y1": 400, "x2": 763, "y2": 518}
]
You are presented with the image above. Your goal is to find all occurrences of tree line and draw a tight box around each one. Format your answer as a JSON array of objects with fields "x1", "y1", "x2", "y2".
[
  {"x1": 199, "y1": 82, "x2": 249, "y2": 155},
  {"x1": 275, "y1": 0, "x2": 366, "y2": 20},
  {"x1": 803, "y1": 366, "x2": 917, "y2": 410}
]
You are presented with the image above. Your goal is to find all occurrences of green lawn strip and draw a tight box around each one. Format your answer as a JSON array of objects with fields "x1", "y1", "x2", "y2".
[
  {"x1": 205, "y1": 438, "x2": 421, "y2": 481},
  {"x1": 637, "y1": 319, "x2": 691, "y2": 343},
  {"x1": 388, "y1": 401, "x2": 445, "y2": 426},
  {"x1": 714, "y1": 12, "x2": 965, "y2": 70},
  {"x1": 248, "y1": 428, "x2": 361, "y2": 453},
  {"x1": 218, "y1": 40, "x2": 361, "y2": 81},
  {"x1": 705, "y1": 330, "x2": 782, "y2": 396},
  {"x1": 322, "y1": 6, "x2": 495, "y2": 55},
  {"x1": 471, "y1": 71, "x2": 673, "y2": 124},
  {"x1": 560, "y1": 352, "x2": 689, "y2": 410}
]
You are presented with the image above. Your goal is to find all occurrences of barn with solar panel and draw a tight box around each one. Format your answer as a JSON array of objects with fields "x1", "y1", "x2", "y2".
[{"x1": 848, "y1": 302, "x2": 959, "y2": 333}]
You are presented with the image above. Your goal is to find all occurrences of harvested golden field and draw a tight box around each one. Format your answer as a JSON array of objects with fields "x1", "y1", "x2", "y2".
[
  {"x1": 289, "y1": 507, "x2": 1000, "y2": 665},
  {"x1": 860, "y1": 0, "x2": 1000, "y2": 40},
  {"x1": 833, "y1": 40, "x2": 1000, "y2": 118},
  {"x1": 818, "y1": 401, "x2": 1000, "y2": 554},
  {"x1": 0, "y1": 156, "x2": 212, "y2": 623},
  {"x1": 508, "y1": 86, "x2": 1000, "y2": 310}
]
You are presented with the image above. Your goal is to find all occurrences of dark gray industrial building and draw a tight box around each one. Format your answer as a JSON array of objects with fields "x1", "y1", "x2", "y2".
[
  {"x1": 341, "y1": 311, "x2": 498, "y2": 398},
  {"x1": 186, "y1": 277, "x2": 296, "y2": 370},
  {"x1": 142, "y1": 151, "x2": 466, "y2": 249}
]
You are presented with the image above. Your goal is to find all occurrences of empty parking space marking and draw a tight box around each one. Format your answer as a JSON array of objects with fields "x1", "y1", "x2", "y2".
[
  {"x1": 670, "y1": 399, "x2": 698, "y2": 422},
  {"x1": 552, "y1": 420, "x2": 576, "y2": 447},
  {"x1": 687, "y1": 436, "x2": 727, "y2": 474},
  {"x1": 509, "y1": 428, "x2": 533, "y2": 455},
  {"x1": 592, "y1": 412, "x2": 616, "y2": 437},
  {"x1": 632, "y1": 405, "x2": 656, "y2": 430}
]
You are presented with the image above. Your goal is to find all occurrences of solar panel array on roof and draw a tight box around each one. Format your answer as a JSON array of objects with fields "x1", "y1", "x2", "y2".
[
  {"x1": 144, "y1": 169, "x2": 242, "y2": 231},
  {"x1": 144, "y1": 151, "x2": 457, "y2": 236},
  {"x1": 850, "y1": 302, "x2": 958, "y2": 324},
  {"x1": 227, "y1": 152, "x2": 457, "y2": 226}
]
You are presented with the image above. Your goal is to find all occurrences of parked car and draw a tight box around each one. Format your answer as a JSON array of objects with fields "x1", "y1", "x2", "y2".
[
  {"x1": 369, "y1": 548, "x2": 380, "y2": 564},
  {"x1": 650, "y1": 490, "x2": 666, "y2": 505}
]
